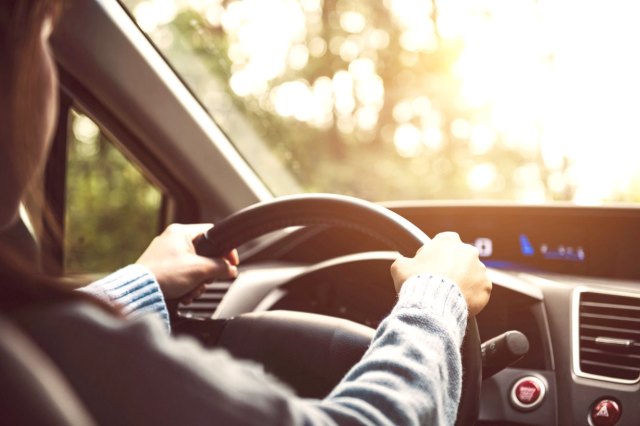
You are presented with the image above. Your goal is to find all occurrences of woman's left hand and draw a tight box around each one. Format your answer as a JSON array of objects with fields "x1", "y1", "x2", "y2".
[{"x1": 136, "y1": 223, "x2": 239, "y2": 303}]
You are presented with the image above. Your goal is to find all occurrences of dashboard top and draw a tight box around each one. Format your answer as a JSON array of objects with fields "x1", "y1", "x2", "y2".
[{"x1": 383, "y1": 204, "x2": 640, "y2": 281}]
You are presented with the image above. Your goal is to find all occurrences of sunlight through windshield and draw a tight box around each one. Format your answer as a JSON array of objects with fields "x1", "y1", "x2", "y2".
[{"x1": 121, "y1": 0, "x2": 640, "y2": 204}]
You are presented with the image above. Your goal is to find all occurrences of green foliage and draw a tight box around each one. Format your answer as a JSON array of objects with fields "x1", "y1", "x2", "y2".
[
  {"x1": 64, "y1": 111, "x2": 162, "y2": 274},
  {"x1": 158, "y1": 1, "x2": 543, "y2": 202}
]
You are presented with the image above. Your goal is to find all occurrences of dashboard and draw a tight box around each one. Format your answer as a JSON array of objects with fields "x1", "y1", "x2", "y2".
[{"x1": 181, "y1": 204, "x2": 640, "y2": 426}]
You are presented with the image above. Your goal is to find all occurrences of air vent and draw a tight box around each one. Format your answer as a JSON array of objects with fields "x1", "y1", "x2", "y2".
[
  {"x1": 576, "y1": 290, "x2": 640, "y2": 383},
  {"x1": 177, "y1": 282, "x2": 232, "y2": 319}
]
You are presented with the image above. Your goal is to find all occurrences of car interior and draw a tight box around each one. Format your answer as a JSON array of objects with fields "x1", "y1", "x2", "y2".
[{"x1": 3, "y1": 0, "x2": 639, "y2": 425}]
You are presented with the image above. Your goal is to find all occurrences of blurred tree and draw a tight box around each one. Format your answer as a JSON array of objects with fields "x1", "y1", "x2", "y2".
[
  {"x1": 154, "y1": 0, "x2": 542, "y2": 202},
  {"x1": 64, "y1": 111, "x2": 162, "y2": 274}
]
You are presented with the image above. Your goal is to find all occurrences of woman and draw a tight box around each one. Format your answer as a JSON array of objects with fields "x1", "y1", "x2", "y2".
[{"x1": 0, "y1": 1, "x2": 492, "y2": 425}]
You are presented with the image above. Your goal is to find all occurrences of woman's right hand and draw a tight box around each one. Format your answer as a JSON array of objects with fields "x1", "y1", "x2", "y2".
[{"x1": 390, "y1": 232, "x2": 492, "y2": 317}]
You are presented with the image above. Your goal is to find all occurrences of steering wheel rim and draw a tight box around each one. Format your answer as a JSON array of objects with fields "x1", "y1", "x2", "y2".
[
  {"x1": 198, "y1": 193, "x2": 430, "y2": 257},
  {"x1": 192, "y1": 193, "x2": 481, "y2": 425}
]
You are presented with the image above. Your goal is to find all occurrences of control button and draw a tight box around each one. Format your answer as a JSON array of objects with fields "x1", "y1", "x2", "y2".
[
  {"x1": 515, "y1": 380, "x2": 540, "y2": 404},
  {"x1": 510, "y1": 376, "x2": 546, "y2": 411},
  {"x1": 474, "y1": 238, "x2": 493, "y2": 257},
  {"x1": 590, "y1": 399, "x2": 621, "y2": 426}
]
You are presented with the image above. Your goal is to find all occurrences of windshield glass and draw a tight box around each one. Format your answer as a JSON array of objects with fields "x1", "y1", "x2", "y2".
[{"x1": 121, "y1": 0, "x2": 640, "y2": 204}]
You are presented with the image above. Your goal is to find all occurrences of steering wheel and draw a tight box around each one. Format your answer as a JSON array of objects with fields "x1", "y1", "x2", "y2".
[{"x1": 184, "y1": 194, "x2": 481, "y2": 425}]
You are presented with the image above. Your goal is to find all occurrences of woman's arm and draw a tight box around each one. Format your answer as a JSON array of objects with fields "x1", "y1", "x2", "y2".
[
  {"x1": 307, "y1": 274, "x2": 467, "y2": 425},
  {"x1": 79, "y1": 223, "x2": 238, "y2": 330}
]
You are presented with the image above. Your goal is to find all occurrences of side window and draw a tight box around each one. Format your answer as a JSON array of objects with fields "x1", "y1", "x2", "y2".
[{"x1": 64, "y1": 109, "x2": 164, "y2": 274}]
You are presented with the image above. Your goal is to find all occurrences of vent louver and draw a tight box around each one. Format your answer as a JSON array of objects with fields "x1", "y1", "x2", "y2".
[
  {"x1": 177, "y1": 282, "x2": 233, "y2": 319},
  {"x1": 577, "y1": 290, "x2": 640, "y2": 383}
]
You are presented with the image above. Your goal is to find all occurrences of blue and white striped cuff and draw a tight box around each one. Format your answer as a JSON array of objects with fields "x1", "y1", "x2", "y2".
[{"x1": 79, "y1": 264, "x2": 170, "y2": 332}]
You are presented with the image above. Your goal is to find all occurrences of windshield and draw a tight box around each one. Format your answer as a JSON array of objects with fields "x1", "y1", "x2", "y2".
[{"x1": 121, "y1": 0, "x2": 640, "y2": 204}]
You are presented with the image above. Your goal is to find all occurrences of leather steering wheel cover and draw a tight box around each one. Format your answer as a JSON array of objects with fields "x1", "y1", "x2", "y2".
[
  {"x1": 200, "y1": 194, "x2": 429, "y2": 258},
  {"x1": 199, "y1": 193, "x2": 481, "y2": 425}
]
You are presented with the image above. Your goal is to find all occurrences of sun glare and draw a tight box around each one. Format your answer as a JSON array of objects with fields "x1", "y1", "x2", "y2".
[
  {"x1": 443, "y1": 0, "x2": 640, "y2": 203},
  {"x1": 127, "y1": 0, "x2": 640, "y2": 203}
]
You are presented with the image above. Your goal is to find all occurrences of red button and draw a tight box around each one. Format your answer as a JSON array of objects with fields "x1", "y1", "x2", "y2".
[
  {"x1": 515, "y1": 379, "x2": 541, "y2": 404},
  {"x1": 591, "y1": 399, "x2": 621, "y2": 426},
  {"x1": 510, "y1": 376, "x2": 546, "y2": 411}
]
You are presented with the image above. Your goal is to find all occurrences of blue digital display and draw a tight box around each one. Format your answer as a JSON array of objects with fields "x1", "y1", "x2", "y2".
[
  {"x1": 540, "y1": 244, "x2": 585, "y2": 261},
  {"x1": 518, "y1": 233, "x2": 585, "y2": 262},
  {"x1": 472, "y1": 231, "x2": 587, "y2": 276},
  {"x1": 519, "y1": 234, "x2": 535, "y2": 256}
]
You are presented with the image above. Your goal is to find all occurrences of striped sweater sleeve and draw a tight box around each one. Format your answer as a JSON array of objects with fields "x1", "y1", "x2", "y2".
[
  {"x1": 78, "y1": 265, "x2": 170, "y2": 332},
  {"x1": 303, "y1": 273, "x2": 468, "y2": 425}
]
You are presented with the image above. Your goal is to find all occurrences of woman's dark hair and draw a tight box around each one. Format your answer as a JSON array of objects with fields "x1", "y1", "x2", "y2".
[
  {"x1": 0, "y1": 0, "x2": 117, "y2": 315},
  {"x1": 1, "y1": 0, "x2": 61, "y2": 183}
]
